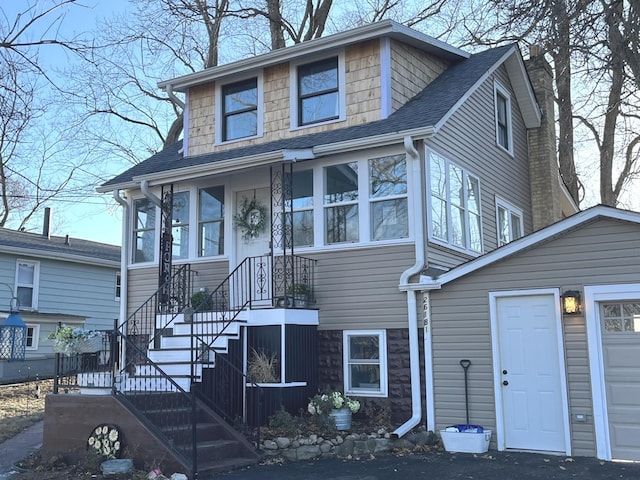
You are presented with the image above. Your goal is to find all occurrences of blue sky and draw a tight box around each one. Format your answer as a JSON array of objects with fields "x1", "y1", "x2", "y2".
[{"x1": 3, "y1": 1, "x2": 132, "y2": 246}]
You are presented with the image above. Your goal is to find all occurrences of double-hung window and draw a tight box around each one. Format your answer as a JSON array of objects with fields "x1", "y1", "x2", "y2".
[
  {"x1": 222, "y1": 78, "x2": 258, "y2": 141},
  {"x1": 289, "y1": 170, "x2": 314, "y2": 247},
  {"x1": 496, "y1": 198, "x2": 523, "y2": 246},
  {"x1": 494, "y1": 82, "x2": 512, "y2": 153},
  {"x1": 133, "y1": 199, "x2": 156, "y2": 263},
  {"x1": 324, "y1": 162, "x2": 359, "y2": 244},
  {"x1": 26, "y1": 325, "x2": 39, "y2": 350},
  {"x1": 16, "y1": 260, "x2": 39, "y2": 310},
  {"x1": 298, "y1": 57, "x2": 339, "y2": 126},
  {"x1": 428, "y1": 150, "x2": 482, "y2": 253},
  {"x1": 343, "y1": 330, "x2": 387, "y2": 397},
  {"x1": 198, "y1": 186, "x2": 225, "y2": 257},
  {"x1": 172, "y1": 192, "x2": 190, "y2": 259},
  {"x1": 369, "y1": 155, "x2": 408, "y2": 241}
]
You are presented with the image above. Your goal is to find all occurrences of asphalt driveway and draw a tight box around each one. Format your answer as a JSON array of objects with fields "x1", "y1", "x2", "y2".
[{"x1": 215, "y1": 450, "x2": 640, "y2": 479}]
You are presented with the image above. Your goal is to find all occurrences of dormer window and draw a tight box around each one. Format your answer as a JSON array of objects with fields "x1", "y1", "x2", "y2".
[
  {"x1": 298, "y1": 57, "x2": 339, "y2": 126},
  {"x1": 494, "y1": 82, "x2": 513, "y2": 154},
  {"x1": 222, "y1": 78, "x2": 258, "y2": 141}
]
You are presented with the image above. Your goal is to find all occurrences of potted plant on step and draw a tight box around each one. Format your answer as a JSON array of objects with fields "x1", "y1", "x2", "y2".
[{"x1": 286, "y1": 283, "x2": 312, "y2": 308}]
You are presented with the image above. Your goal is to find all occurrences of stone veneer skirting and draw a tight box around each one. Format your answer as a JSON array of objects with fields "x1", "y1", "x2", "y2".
[
  {"x1": 318, "y1": 328, "x2": 426, "y2": 424},
  {"x1": 261, "y1": 427, "x2": 438, "y2": 462}
]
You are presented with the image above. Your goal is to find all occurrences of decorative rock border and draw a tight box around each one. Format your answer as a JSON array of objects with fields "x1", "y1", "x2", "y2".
[{"x1": 260, "y1": 427, "x2": 440, "y2": 462}]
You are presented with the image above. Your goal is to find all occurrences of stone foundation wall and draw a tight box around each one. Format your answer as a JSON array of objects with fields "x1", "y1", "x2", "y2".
[
  {"x1": 318, "y1": 328, "x2": 426, "y2": 424},
  {"x1": 261, "y1": 427, "x2": 438, "y2": 462}
]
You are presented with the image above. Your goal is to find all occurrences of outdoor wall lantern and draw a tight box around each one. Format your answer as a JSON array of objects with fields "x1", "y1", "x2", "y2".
[
  {"x1": 0, "y1": 297, "x2": 27, "y2": 361},
  {"x1": 562, "y1": 290, "x2": 582, "y2": 315}
]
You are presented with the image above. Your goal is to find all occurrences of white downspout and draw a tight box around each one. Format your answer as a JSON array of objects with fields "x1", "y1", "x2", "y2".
[
  {"x1": 393, "y1": 136, "x2": 425, "y2": 437},
  {"x1": 141, "y1": 179, "x2": 162, "y2": 207},
  {"x1": 113, "y1": 189, "x2": 129, "y2": 384},
  {"x1": 113, "y1": 189, "x2": 129, "y2": 327}
]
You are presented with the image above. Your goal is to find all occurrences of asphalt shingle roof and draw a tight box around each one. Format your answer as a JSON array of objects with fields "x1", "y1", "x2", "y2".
[
  {"x1": 0, "y1": 228, "x2": 120, "y2": 263},
  {"x1": 102, "y1": 44, "x2": 514, "y2": 189}
]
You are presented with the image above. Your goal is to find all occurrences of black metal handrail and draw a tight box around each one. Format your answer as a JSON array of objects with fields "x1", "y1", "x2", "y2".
[
  {"x1": 112, "y1": 329, "x2": 198, "y2": 474},
  {"x1": 192, "y1": 349, "x2": 263, "y2": 449}
]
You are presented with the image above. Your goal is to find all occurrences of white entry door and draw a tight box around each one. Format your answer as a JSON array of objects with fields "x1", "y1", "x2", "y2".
[
  {"x1": 235, "y1": 188, "x2": 271, "y2": 303},
  {"x1": 496, "y1": 294, "x2": 568, "y2": 452}
]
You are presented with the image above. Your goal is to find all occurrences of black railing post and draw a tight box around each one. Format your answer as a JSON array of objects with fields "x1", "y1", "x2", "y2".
[
  {"x1": 53, "y1": 321, "x2": 61, "y2": 394},
  {"x1": 192, "y1": 382, "x2": 198, "y2": 479}
]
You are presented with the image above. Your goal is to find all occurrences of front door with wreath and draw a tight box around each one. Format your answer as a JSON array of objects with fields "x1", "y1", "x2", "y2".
[{"x1": 235, "y1": 188, "x2": 272, "y2": 304}]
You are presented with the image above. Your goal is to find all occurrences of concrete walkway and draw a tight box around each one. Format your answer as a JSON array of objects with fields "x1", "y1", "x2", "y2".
[{"x1": 0, "y1": 420, "x2": 43, "y2": 479}]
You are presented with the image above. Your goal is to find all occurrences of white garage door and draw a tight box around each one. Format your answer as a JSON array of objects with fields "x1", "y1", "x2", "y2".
[{"x1": 601, "y1": 301, "x2": 640, "y2": 461}]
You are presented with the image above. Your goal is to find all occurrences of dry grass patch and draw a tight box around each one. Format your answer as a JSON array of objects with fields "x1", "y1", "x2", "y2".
[{"x1": 0, "y1": 379, "x2": 53, "y2": 443}]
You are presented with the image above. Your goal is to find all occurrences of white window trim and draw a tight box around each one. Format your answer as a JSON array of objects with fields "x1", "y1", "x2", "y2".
[
  {"x1": 115, "y1": 272, "x2": 121, "y2": 301},
  {"x1": 290, "y1": 51, "x2": 346, "y2": 131},
  {"x1": 495, "y1": 197, "x2": 524, "y2": 246},
  {"x1": 343, "y1": 329, "x2": 388, "y2": 397},
  {"x1": 368, "y1": 155, "x2": 409, "y2": 242},
  {"x1": 215, "y1": 72, "x2": 264, "y2": 145},
  {"x1": 426, "y1": 148, "x2": 484, "y2": 256},
  {"x1": 131, "y1": 197, "x2": 159, "y2": 265},
  {"x1": 15, "y1": 259, "x2": 40, "y2": 310},
  {"x1": 494, "y1": 81, "x2": 513, "y2": 155},
  {"x1": 26, "y1": 324, "x2": 39, "y2": 350},
  {"x1": 197, "y1": 184, "x2": 227, "y2": 259}
]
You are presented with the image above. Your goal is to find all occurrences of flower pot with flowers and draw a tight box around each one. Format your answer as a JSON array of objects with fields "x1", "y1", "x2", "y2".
[
  {"x1": 307, "y1": 391, "x2": 361, "y2": 430},
  {"x1": 48, "y1": 324, "x2": 103, "y2": 356}
]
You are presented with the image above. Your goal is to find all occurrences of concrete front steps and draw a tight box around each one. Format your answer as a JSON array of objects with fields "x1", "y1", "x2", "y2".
[{"x1": 122, "y1": 391, "x2": 261, "y2": 477}]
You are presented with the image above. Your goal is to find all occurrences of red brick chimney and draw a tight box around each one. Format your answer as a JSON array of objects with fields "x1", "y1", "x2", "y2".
[{"x1": 525, "y1": 46, "x2": 563, "y2": 230}]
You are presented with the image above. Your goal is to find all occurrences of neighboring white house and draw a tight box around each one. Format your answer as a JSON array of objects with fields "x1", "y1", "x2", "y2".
[{"x1": 0, "y1": 210, "x2": 120, "y2": 382}]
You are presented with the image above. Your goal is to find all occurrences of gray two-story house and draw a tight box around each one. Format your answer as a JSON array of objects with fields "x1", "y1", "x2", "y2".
[
  {"x1": 0, "y1": 210, "x2": 120, "y2": 382},
  {"x1": 89, "y1": 19, "x2": 589, "y2": 474}
]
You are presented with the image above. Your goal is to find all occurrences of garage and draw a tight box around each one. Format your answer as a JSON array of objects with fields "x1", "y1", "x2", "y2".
[
  {"x1": 427, "y1": 206, "x2": 640, "y2": 460},
  {"x1": 586, "y1": 287, "x2": 640, "y2": 461}
]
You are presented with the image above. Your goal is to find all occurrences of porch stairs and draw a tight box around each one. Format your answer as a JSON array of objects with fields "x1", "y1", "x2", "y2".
[
  {"x1": 128, "y1": 311, "x2": 247, "y2": 392},
  {"x1": 112, "y1": 262, "x2": 262, "y2": 477}
]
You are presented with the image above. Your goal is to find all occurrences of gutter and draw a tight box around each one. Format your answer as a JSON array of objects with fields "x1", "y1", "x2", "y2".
[
  {"x1": 164, "y1": 84, "x2": 185, "y2": 110},
  {"x1": 393, "y1": 136, "x2": 425, "y2": 438},
  {"x1": 141, "y1": 180, "x2": 162, "y2": 207}
]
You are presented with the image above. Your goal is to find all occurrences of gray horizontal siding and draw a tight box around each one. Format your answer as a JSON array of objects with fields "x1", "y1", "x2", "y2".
[
  {"x1": 126, "y1": 260, "x2": 230, "y2": 319},
  {"x1": 425, "y1": 65, "x2": 533, "y2": 270},
  {"x1": 430, "y1": 217, "x2": 640, "y2": 456},
  {"x1": 0, "y1": 254, "x2": 119, "y2": 329},
  {"x1": 311, "y1": 243, "x2": 415, "y2": 330}
]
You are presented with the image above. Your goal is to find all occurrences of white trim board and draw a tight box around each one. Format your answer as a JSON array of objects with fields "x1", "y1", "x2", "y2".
[{"x1": 584, "y1": 283, "x2": 640, "y2": 461}]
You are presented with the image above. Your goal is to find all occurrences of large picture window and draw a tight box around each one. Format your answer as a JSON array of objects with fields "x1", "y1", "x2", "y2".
[
  {"x1": 133, "y1": 199, "x2": 156, "y2": 263},
  {"x1": 199, "y1": 186, "x2": 225, "y2": 257},
  {"x1": 16, "y1": 260, "x2": 39, "y2": 310},
  {"x1": 343, "y1": 330, "x2": 387, "y2": 397},
  {"x1": 428, "y1": 150, "x2": 482, "y2": 253},
  {"x1": 324, "y1": 162, "x2": 359, "y2": 244},
  {"x1": 369, "y1": 155, "x2": 408, "y2": 241},
  {"x1": 222, "y1": 78, "x2": 258, "y2": 141},
  {"x1": 298, "y1": 57, "x2": 339, "y2": 126}
]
